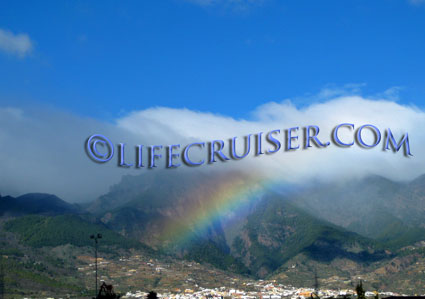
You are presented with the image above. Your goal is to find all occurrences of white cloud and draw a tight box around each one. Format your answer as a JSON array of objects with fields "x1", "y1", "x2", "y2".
[
  {"x1": 0, "y1": 28, "x2": 33, "y2": 57},
  {"x1": 0, "y1": 91, "x2": 424, "y2": 202},
  {"x1": 118, "y1": 96, "x2": 425, "y2": 184}
]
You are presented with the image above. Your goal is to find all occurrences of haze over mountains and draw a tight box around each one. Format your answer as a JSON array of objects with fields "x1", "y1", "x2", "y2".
[
  {"x1": 291, "y1": 175, "x2": 425, "y2": 248},
  {"x1": 1, "y1": 171, "x2": 425, "y2": 294},
  {"x1": 87, "y1": 170, "x2": 424, "y2": 276}
]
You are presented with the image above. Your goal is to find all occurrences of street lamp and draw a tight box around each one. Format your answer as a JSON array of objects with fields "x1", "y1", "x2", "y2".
[{"x1": 90, "y1": 233, "x2": 102, "y2": 298}]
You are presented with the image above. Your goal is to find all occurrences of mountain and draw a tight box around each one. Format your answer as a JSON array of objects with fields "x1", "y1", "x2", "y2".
[
  {"x1": 1, "y1": 172, "x2": 425, "y2": 294},
  {"x1": 290, "y1": 175, "x2": 425, "y2": 249},
  {"x1": 88, "y1": 171, "x2": 231, "y2": 246},
  {"x1": 88, "y1": 170, "x2": 256, "y2": 273},
  {"x1": 0, "y1": 193, "x2": 80, "y2": 216},
  {"x1": 3, "y1": 214, "x2": 144, "y2": 250},
  {"x1": 87, "y1": 171, "x2": 389, "y2": 278},
  {"x1": 230, "y1": 194, "x2": 387, "y2": 277}
]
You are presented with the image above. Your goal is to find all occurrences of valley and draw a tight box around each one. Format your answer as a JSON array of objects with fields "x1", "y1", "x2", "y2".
[{"x1": 1, "y1": 171, "x2": 425, "y2": 297}]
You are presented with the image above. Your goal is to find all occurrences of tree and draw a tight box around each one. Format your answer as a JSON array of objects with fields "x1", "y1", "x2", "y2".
[
  {"x1": 356, "y1": 280, "x2": 366, "y2": 299},
  {"x1": 147, "y1": 291, "x2": 158, "y2": 299}
]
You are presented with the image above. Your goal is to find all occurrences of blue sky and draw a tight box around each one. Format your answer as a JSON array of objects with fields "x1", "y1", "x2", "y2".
[
  {"x1": 1, "y1": 0, "x2": 425, "y2": 201},
  {"x1": 0, "y1": 0, "x2": 425, "y2": 120}
]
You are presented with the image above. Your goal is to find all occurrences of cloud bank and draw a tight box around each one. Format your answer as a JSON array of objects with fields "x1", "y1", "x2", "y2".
[
  {"x1": 0, "y1": 28, "x2": 33, "y2": 57},
  {"x1": 0, "y1": 93, "x2": 424, "y2": 202}
]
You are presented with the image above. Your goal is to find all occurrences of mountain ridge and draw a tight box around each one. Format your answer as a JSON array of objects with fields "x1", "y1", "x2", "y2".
[
  {"x1": 0, "y1": 192, "x2": 81, "y2": 216},
  {"x1": 2, "y1": 172, "x2": 424, "y2": 284}
]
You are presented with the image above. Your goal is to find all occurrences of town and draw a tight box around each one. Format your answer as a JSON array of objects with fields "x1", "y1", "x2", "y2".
[{"x1": 75, "y1": 254, "x2": 409, "y2": 299}]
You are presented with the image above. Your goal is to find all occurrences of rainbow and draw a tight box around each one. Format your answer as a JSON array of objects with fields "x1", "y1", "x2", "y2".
[{"x1": 159, "y1": 173, "x2": 283, "y2": 250}]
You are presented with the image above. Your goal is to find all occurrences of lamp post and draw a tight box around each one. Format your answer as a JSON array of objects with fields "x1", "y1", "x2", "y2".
[{"x1": 90, "y1": 233, "x2": 102, "y2": 298}]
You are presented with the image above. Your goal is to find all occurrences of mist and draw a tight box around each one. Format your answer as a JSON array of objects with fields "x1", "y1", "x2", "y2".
[{"x1": 0, "y1": 93, "x2": 424, "y2": 203}]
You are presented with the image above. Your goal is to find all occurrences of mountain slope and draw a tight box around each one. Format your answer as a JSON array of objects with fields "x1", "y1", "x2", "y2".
[
  {"x1": 87, "y1": 171, "x2": 388, "y2": 278},
  {"x1": 0, "y1": 193, "x2": 80, "y2": 216},
  {"x1": 231, "y1": 194, "x2": 387, "y2": 277},
  {"x1": 3, "y1": 214, "x2": 145, "y2": 250},
  {"x1": 291, "y1": 175, "x2": 425, "y2": 249}
]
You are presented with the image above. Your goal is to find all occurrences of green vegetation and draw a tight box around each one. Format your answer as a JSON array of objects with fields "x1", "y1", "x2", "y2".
[
  {"x1": 0, "y1": 243, "x2": 24, "y2": 257},
  {"x1": 356, "y1": 280, "x2": 366, "y2": 299},
  {"x1": 184, "y1": 239, "x2": 250, "y2": 275},
  {"x1": 4, "y1": 214, "x2": 143, "y2": 250},
  {"x1": 232, "y1": 195, "x2": 385, "y2": 277},
  {"x1": 1, "y1": 256, "x2": 84, "y2": 297},
  {"x1": 347, "y1": 209, "x2": 425, "y2": 250},
  {"x1": 375, "y1": 222, "x2": 425, "y2": 250}
]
